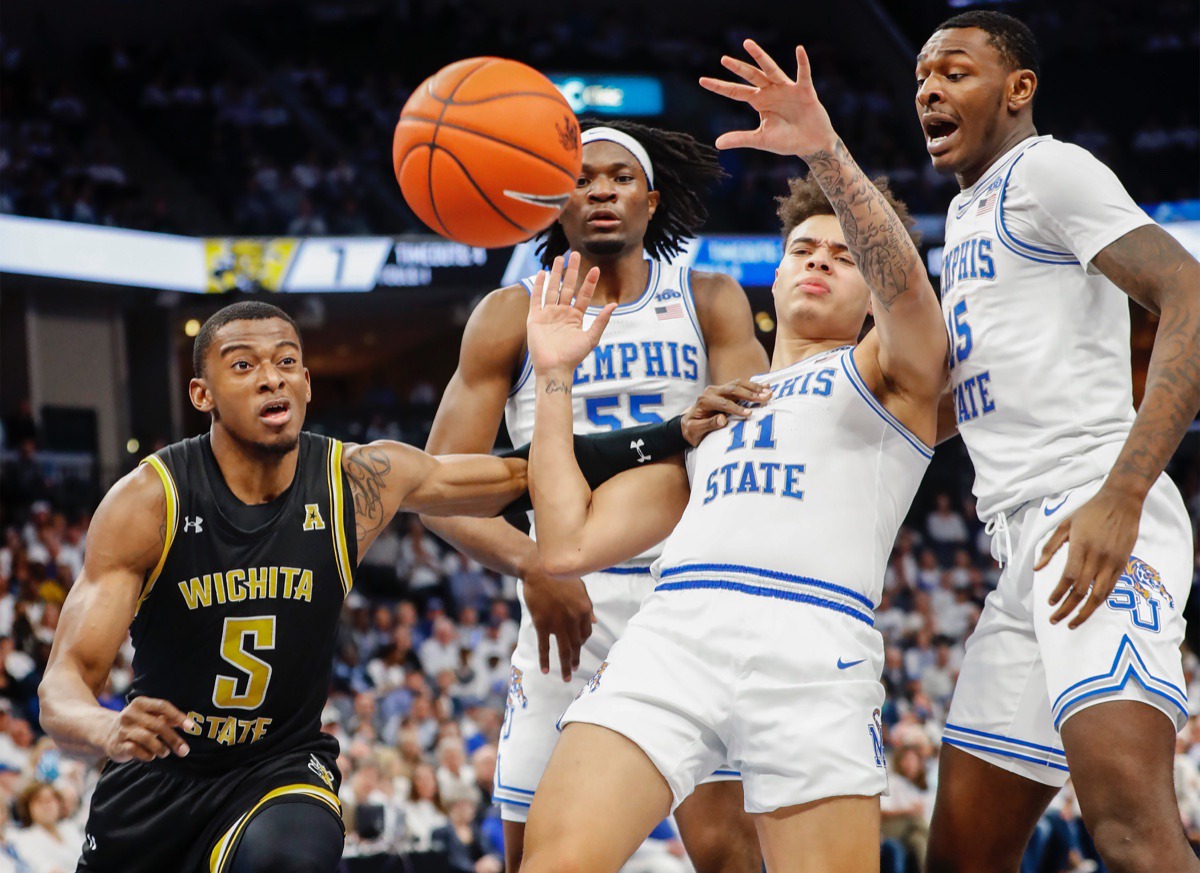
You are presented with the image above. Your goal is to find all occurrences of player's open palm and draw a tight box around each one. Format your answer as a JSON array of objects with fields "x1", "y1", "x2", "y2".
[
  {"x1": 700, "y1": 40, "x2": 836, "y2": 157},
  {"x1": 527, "y1": 252, "x2": 615, "y2": 376}
]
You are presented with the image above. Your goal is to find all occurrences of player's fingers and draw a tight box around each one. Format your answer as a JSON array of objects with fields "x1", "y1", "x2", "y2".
[
  {"x1": 717, "y1": 380, "x2": 771, "y2": 404},
  {"x1": 536, "y1": 627, "x2": 551, "y2": 675},
  {"x1": 586, "y1": 303, "x2": 617, "y2": 345},
  {"x1": 795, "y1": 44, "x2": 812, "y2": 85},
  {"x1": 127, "y1": 727, "x2": 170, "y2": 759},
  {"x1": 697, "y1": 77, "x2": 758, "y2": 103},
  {"x1": 720, "y1": 54, "x2": 772, "y2": 88},
  {"x1": 1049, "y1": 539, "x2": 1086, "y2": 607},
  {"x1": 547, "y1": 256, "x2": 565, "y2": 305},
  {"x1": 532, "y1": 270, "x2": 547, "y2": 310},
  {"x1": 743, "y1": 39, "x2": 791, "y2": 83},
  {"x1": 1069, "y1": 565, "x2": 1119, "y2": 629},
  {"x1": 139, "y1": 697, "x2": 194, "y2": 730},
  {"x1": 1034, "y1": 522, "x2": 1070, "y2": 572},
  {"x1": 561, "y1": 251, "x2": 581, "y2": 305},
  {"x1": 556, "y1": 632, "x2": 576, "y2": 682},
  {"x1": 574, "y1": 266, "x2": 601, "y2": 314},
  {"x1": 714, "y1": 130, "x2": 761, "y2": 151},
  {"x1": 1050, "y1": 550, "x2": 1097, "y2": 623}
]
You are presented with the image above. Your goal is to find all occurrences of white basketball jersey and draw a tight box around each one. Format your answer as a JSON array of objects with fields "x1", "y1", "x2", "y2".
[
  {"x1": 940, "y1": 136, "x2": 1154, "y2": 521},
  {"x1": 506, "y1": 258, "x2": 709, "y2": 562},
  {"x1": 655, "y1": 346, "x2": 931, "y2": 615}
]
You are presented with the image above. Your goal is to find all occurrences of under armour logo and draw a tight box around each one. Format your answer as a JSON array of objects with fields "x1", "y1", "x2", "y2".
[
  {"x1": 184, "y1": 516, "x2": 204, "y2": 533},
  {"x1": 631, "y1": 439, "x2": 651, "y2": 464}
]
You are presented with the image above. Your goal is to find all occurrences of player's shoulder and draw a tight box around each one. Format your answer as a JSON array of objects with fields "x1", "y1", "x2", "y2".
[
  {"x1": 686, "y1": 269, "x2": 747, "y2": 312},
  {"x1": 87, "y1": 462, "x2": 170, "y2": 570},
  {"x1": 1012, "y1": 137, "x2": 1111, "y2": 185},
  {"x1": 460, "y1": 283, "x2": 533, "y2": 357}
]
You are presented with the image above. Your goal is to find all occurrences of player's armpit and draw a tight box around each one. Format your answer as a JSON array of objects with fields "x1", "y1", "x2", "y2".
[
  {"x1": 39, "y1": 464, "x2": 167, "y2": 759},
  {"x1": 537, "y1": 459, "x2": 690, "y2": 578}
]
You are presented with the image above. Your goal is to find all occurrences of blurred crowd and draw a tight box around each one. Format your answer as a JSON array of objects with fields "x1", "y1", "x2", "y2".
[
  {"x1": 1, "y1": 408, "x2": 1198, "y2": 872},
  {"x1": 2, "y1": 0, "x2": 1196, "y2": 238}
]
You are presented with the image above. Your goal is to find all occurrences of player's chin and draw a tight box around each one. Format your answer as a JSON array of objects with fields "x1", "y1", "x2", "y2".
[{"x1": 581, "y1": 234, "x2": 628, "y2": 258}]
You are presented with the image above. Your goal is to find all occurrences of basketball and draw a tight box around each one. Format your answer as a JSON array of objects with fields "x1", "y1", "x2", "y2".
[{"x1": 392, "y1": 57, "x2": 582, "y2": 248}]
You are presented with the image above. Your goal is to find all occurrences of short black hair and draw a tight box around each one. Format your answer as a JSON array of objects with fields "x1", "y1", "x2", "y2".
[
  {"x1": 536, "y1": 119, "x2": 726, "y2": 268},
  {"x1": 777, "y1": 172, "x2": 921, "y2": 247},
  {"x1": 192, "y1": 301, "x2": 301, "y2": 377},
  {"x1": 935, "y1": 10, "x2": 1041, "y2": 79}
]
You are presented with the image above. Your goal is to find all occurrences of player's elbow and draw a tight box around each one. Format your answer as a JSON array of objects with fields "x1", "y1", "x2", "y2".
[{"x1": 540, "y1": 546, "x2": 586, "y2": 579}]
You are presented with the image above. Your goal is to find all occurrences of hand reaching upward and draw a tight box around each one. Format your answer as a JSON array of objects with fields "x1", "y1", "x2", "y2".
[
  {"x1": 699, "y1": 40, "x2": 837, "y2": 158},
  {"x1": 526, "y1": 252, "x2": 615, "y2": 377}
]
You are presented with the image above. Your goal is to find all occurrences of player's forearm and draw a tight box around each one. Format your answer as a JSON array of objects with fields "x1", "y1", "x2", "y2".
[
  {"x1": 798, "y1": 137, "x2": 927, "y2": 310},
  {"x1": 38, "y1": 666, "x2": 117, "y2": 759},
  {"x1": 420, "y1": 515, "x2": 541, "y2": 579},
  {"x1": 531, "y1": 371, "x2": 597, "y2": 576},
  {"x1": 410, "y1": 456, "x2": 528, "y2": 518},
  {"x1": 1106, "y1": 290, "x2": 1200, "y2": 500}
]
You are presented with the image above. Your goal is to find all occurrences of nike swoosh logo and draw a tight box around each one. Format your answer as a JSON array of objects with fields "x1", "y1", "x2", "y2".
[
  {"x1": 503, "y1": 190, "x2": 571, "y2": 210},
  {"x1": 837, "y1": 658, "x2": 866, "y2": 670},
  {"x1": 1044, "y1": 496, "x2": 1069, "y2": 516}
]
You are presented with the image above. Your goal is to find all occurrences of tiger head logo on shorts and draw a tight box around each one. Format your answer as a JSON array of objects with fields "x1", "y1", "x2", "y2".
[
  {"x1": 507, "y1": 667, "x2": 528, "y2": 711},
  {"x1": 585, "y1": 661, "x2": 609, "y2": 694},
  {"x1": 1121, "y1": 557, "x2": 1174, "y2": 611}
]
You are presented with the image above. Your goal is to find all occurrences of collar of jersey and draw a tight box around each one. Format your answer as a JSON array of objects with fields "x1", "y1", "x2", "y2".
[
  {"x1": 754, "y1": 344, "x2": 854, "y2": 382},
  {"x1": 200, "y1": 433, "x2": 306, "y2": 538},
  {"x1": 954, "y1": 135, "x2": 1052, "y2": 218},
  {"x1": 585, "y1": 258, "x2": 661, "y2": 315}
]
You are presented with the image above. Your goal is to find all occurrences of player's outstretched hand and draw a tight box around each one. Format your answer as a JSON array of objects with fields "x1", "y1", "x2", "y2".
[
  {"x1": 103, "y1": 696, "x2": 195, "y2": 762},
  {"x1": 1035, "y1": 485, "x2": 1142, "y2": 629},
  {"x1": 681, "y1": 380, "x2": 772, "y2": 446},
  {"x1": 523, "y1": 566, "x2": 596, "y2": 682},
  {"x1": 699, "y1": 40, "x2": 836, "y2": 157},
  {"x1": 527, "y1": 252, "x2": 615, "y2": 376}
]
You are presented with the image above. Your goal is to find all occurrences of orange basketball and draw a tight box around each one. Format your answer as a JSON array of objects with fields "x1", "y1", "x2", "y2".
[{"x1": 393, "y1": 58, "x2": 582, "y2": 248}]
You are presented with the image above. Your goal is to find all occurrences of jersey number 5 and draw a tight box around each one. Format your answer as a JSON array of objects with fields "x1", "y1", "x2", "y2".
[{"x1": 213, "y1": 616, "x2": 275, "y2": 710}]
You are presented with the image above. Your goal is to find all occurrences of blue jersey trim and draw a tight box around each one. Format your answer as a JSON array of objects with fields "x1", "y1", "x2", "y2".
[
  {"x1": 509, "y1": 352, "x2": 534, "y2": 397},
  {"x1": 994, "y1": 145, "x2": 1079, "y2": 266},
  {"x1": 495, "y1": 797, "x2": 532, "y2": 809},
  {"x1": 953, "y1": 136, "x2": 1044, "y2": 219},
  {"x1": 680, "y1": 268, "x2": 708, "y2": 355},
  {"x1": 943, "y1": 723, "x2": 1066, "y2": 759},
  {"x1": 710, "y1": 769, "x2": 741, "y2": 777},
  {"x1": 659, "y1": 562, "x2": 874, "y2": 609},
  {"x1": 654, "y1": 579, "x2": 874, "y2": 626},
  {"x1": 839, "y1": 351, "x2": 935, "y2": 460},
  {"x1": 1050, "y1": 635, "x2": 1187, "y2": 727},
  {"x1": 586, "y1": 258, "x2": 661, "y2": 315},
  {"x1": 601, "y1": 565, "x2": 654, "y2": 575},
  {"x1": 942, "y1": 737, "x2": 1071, "y2": 773}
]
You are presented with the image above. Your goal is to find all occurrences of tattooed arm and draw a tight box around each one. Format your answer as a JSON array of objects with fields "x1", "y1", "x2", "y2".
[
  {"x1": 700, "y1": 39, "x2": 947, "y2": 437},
  {"x1": 342, "y1": 441, "x2": 527, "y2": 556},
  {"x1": 1035, "y1": 225, "x2": 1200, "y2": 627}
]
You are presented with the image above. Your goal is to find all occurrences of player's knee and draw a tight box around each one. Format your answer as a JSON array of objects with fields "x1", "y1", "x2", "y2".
[
  {"x1": 685, "y1": 830, "x2": 760, "y2": 873},
  {"x1": 521, "y1": 840, "x2": 590, "y2": 873},
  {"x1": 1086, "y1": 814, "x2": 1176, "y2": 873}
]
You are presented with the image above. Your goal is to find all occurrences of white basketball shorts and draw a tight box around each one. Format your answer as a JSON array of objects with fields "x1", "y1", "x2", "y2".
[
  {"x1": 944, "y1": 472, "x2": 1193, "y2": 787},
  {"x1": 494, "y1": 567, "x2": 739, "y2": 822},
  {"x1": 560, "y1": 566, "x2": 890, "y2": 815}
]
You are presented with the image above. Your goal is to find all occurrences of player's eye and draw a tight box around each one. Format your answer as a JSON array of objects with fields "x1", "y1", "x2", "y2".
[
  {"x1": 576, "y1": 177, "x2": 589, "y2": 187},
  {"x1": 947, "y1": 73, "x2": 967, "y2": 81},
  {"x1": 915, "y1": 76, "x2": 927, "y2": 87},
  {"x1": 232, "y1": 360, "x2": 251, "y2": 371},
  {"x1": 837, "y1": 256, "x2": 854, "y2": 265},
  {"x1": 279, "y1": 357, "x2": 297, "y2": 366},
  {"x1": 616, "y1": 175, "x2": 635, "y2": 183}
]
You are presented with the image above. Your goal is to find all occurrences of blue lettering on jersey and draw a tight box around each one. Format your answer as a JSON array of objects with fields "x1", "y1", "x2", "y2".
[
  {"x1": 947, "y1": 300, "x2": 973, "y2": 370},
  {"x1": 704, "y1": 413, "x2": 802, "y2": 504},
  {"x1": 572, "y1": 341, "x2": 701, "y2": 385},
  {"x1": 765, "y1": 367, "x2": 838, "y2": 398},
  {"x1": 954, "y1": 371, "x2": 996, "y2": 424},
  {"x1": 941, "y1": 237, "x2": 995, "y2": 294}
]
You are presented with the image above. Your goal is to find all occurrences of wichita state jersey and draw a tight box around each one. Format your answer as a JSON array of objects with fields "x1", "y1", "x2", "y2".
[{"x1": 129, "y1": 431, "x2": 355, "y2": 768}]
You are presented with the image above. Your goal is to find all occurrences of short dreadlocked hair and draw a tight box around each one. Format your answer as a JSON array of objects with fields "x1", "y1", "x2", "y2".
[
  {"x1": 776, "y1": 173, "x2": 921, "y2": 248},
  {"x1": 935, "y1": 10, "x2": 1041, "y2": 80},
  {"x1": 536, "y1": 119, "x2": 726, "y2": 268}
]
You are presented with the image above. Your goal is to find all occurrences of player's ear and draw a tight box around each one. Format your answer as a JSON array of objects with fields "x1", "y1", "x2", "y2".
[
  {"x1": 1007, "y1": 69, "x2": 1037, "y2": 114},
  {"x1": 304, "y1": 367, "x2": 312, "y2": 403},
  {"x1": 647, "y1": 190, "x2": 661, "y2": 219},
  {"x1": 189, "y1": 378, "x2": 214, "y2": 414}
]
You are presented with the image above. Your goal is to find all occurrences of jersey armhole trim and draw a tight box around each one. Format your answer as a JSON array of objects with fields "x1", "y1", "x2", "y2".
[
  {"x1": 327, "y1": 441, "x2": 354, "y2": 598},
  {"x1": 680, "y1": 268, "x2": 707, "y2": 354},
  {"x1": 995, "y1": 148, "x2": 1080, "y2": 266},
  {"x1": 135, "y1": 455, "x2": 179, "y2": 614},
  {"x1": 840, "y1": 351, "x2": 935, "y2": 460},
  {"x1": 509, "y1": 278, "x2": 537, "y2": 396}
]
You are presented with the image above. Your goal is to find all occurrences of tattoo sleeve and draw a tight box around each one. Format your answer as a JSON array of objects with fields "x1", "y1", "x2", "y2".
[
  {"x1": 799, "y1": 138, "x2": 922, "y2": 310},
  {"x1": 345, "y1": 446, "x2": 393, "y2": 545}
]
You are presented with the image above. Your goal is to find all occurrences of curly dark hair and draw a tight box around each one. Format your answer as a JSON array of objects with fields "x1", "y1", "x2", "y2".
[
  {"x1": 776, "y1": 172, "x2": 921, "y2": 247},
  {"x1": 536, "y1": 119, "x2": 726, "y2": 268}
]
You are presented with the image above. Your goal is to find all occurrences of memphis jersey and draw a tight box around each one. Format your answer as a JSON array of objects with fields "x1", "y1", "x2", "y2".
[
  {"x1": 506, "y1": 259, "x2": 708, "y2": 561},
  {"x1": 940, "y1": 135, "x2": 1154, "y2": 521},
  {"x1": 655, "y1": 346, "x2": 930, "y2": 618}
]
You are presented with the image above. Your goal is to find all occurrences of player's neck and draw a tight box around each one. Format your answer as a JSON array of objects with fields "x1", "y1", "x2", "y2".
[
  {"x1": 208, "y1": 425, "x2": 299, "y2": 504},
  {"x1": 956, "y1": 122, "x2": 1039, "y2": 189},
  {"x1": 770, "y1": 334, "x2": 851, "y2": 371},
  {"x1": 579, "y1": 251, "x2": 650, "y2": 307}
]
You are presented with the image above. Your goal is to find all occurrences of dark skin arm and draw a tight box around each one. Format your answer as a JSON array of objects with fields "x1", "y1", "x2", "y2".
[
  {"x1": 1036, "y1": 224, "x2": 1200, "y2": 627},
  {"x1": 39, "y1": 465, "x2": 195, "y2": 762},
  {"x1": 690, "y1": 271, "x2": 771, "y2": 382}
]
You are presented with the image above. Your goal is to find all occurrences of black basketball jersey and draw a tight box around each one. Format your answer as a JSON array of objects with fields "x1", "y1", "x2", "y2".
[{"x1": 129, "y1": 431, "x2": 356, "y2": 770}]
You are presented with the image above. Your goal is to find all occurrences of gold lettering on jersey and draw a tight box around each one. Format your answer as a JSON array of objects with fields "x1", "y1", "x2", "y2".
[
  {"x1": 185, "y1": 710, "x2": 273, "y2": 747},
  {"x1": 176, "y1": 566, "x2": 316, "y2": 610},
  {"x1": 303, "y1": 503, "x2": 326, "y2": 531}
]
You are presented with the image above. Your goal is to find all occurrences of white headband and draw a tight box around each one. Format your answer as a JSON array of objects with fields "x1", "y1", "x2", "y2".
[{"x1": 580, "y1": 127, "x2": 655, "y2": 189}]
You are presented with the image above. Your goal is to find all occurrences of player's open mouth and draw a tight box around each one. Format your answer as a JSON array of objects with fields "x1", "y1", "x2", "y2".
[
  {"x1": 258, "y1": 399, "x2": 291, "y2": 426},
  {"x1": 922, "y1": 115, "x2": 960, "y2": 156}
]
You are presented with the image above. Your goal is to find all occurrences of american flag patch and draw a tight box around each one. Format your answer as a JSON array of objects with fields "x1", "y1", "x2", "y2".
[
  {"x1": 656, "y1": 304, "x2": 683, "y2": 320},
  {"x1": 976, "y1": 190, "x2": 998, "y2": 215}
]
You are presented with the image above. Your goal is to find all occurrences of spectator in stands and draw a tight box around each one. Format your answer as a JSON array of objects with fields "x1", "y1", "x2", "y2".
[
  {"x1": 10, "y1": 781, "x2": 82, "y2": 873},
  {"x1": 880, "y1": 743, "x2": 932, "y2": 870},
  {"x1": 403, "y1": 762, "x2": 448, "y2": 852},
  {"x1": 926, "y1": 494, "x2": 969, "y2": 563}
]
